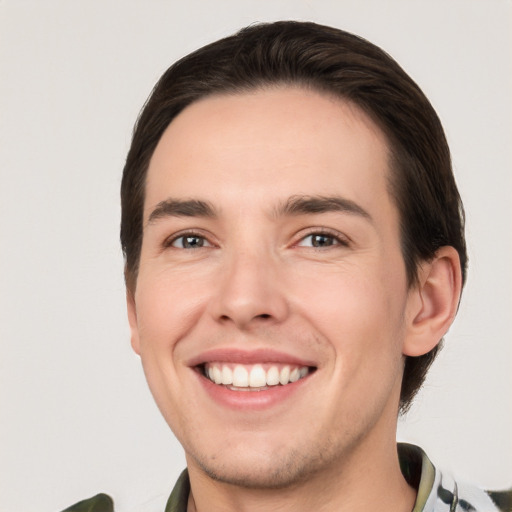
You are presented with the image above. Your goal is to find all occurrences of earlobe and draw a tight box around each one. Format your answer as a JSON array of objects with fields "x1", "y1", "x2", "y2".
[
  {"x1": 126, "y1": 289, "x2": 141, "y2": 355},
  {"x1": 403, "y1": 246, "x2": 462, "y2": 357}
]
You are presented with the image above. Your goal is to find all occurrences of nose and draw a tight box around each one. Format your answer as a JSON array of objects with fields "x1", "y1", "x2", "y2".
[{"x1": 209, "y1": 248, "x2": 289, "y2": 329}]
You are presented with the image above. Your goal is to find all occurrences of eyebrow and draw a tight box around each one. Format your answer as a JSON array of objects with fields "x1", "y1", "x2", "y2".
[
  {"x1": 146, "y1": 194, "x2": 372, "y2": 225},
  {"x1": 147, "y1": 198, "x2": 217, "y2": 224},
  {"x1": 275, "y1": 195, "x2": 373, "y2": 221}
]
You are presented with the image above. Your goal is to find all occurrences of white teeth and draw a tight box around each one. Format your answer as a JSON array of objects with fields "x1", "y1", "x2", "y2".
[
  {"x1": 249, "y1": 365, "x2": 266, "y2": 387},
  {"x1": 221, "y1": 365, "x2": 233, "y2": 385},
  {"x1": 205, "y1": 363, "x2": 311, "y2": 389},
  {"x1": 279, "y1": 366, "x2": 290, "y2": 385},
  {"x1": 212, "y1": 366, "x2": 222, "y2": 385},
  {"x1": 232, "y1": 365, "x2": 249, "y2": 387},
  {"x1": 289, "y1": 368, "x2": 300, "y2": 383},
  {"x1": 266, "y1": 366, "x2": 280, "y2": 386}
]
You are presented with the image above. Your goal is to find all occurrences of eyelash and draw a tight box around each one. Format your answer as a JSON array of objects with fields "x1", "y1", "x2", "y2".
[
  {"x1": 295, "y1": 228, "x2": 350, "y2": 249},
  {"x1": 164, "y1": 231, "x2": 212, "y2": 250},
  {"x1": 163, "y1": 228, "x2": 349, "y2": 251}
]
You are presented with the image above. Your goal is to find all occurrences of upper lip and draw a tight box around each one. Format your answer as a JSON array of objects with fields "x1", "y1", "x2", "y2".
[{"x1": 187, "y1": 348, "x2": 317, "y2": 368}]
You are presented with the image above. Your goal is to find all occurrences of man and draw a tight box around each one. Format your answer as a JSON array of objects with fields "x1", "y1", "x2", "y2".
[{"x1": 64, "y1": 21, "x2": 510, "y2": 512}]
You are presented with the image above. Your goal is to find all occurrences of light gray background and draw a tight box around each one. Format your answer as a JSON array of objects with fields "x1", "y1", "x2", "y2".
[{"x1": 1, "y1": 2, "x2": 511, "y2": 511}]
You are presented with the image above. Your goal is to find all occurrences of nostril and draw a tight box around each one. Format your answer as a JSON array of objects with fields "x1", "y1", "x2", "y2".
[{"x1": 258, "y1": 314, "x2": 271, "y2": 319}]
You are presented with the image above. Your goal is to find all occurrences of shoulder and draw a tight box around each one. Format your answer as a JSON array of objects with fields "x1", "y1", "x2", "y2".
[
  {"x1": 398, "y1": 443, "x2": 512, "y2": 512},
  {"x1": 453, "y1": 481, "x2": 512, "y2": 512},
  {"x1": 487, "y1": 489, "x2": 512, "y2": 512},
  {"x1": 59, "y1": 470, "x2": 189, "y2": 512},
  {"x1": 60, "y1": 493, "x2": 114, "y2": 512}
]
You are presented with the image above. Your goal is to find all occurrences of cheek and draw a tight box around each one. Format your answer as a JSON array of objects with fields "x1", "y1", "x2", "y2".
[
  {"x1": 134, "y1": 270, "x2": 210, "y2": 352},
  {"x1": 290, "y1": 262, "x2": 407, "y2": 356},
  {"x1": 133, "y1": 272, "x2": 207, "y2": 425}
]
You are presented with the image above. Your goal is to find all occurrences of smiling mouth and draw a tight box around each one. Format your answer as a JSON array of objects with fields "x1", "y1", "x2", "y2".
[{"x1": 201, "y1": 363, "x2": 314, "y2": 391}]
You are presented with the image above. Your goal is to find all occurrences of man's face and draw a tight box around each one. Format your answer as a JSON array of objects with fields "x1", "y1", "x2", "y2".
[{"x1": 128, "y1": 87, "x2": 417, "y2": 488}]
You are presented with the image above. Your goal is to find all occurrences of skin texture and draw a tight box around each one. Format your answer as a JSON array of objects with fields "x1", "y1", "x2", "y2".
[{"x1": 127, "y1": 87, "x2": 461, "y2": 512}]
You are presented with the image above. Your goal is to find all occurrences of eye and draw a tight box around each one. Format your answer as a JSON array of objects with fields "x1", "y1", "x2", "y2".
[
  {"x1": 297, "y1": 232, "x2": 347, "y2": 248},
  {"x1": 169, "y1": 234, "x2": 211, "y2": 249}
]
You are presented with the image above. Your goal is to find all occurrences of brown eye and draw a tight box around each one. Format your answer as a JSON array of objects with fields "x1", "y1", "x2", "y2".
[{"x1": 310, "y1": 234, "x2": 336, "y2": 247}]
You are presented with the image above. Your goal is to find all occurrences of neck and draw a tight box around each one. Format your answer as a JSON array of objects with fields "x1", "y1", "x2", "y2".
[{"x1": 186, "y1": 434, "x2": 416, "y2": 512}]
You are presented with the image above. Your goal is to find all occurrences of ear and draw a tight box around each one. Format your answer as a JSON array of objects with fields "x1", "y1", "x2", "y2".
[
  {"x1": 126, "y1": 289, "x2": 141, "y2": 355},
  {"x1": 403, "y1": 246, "x2": 462, "y2": 357}
]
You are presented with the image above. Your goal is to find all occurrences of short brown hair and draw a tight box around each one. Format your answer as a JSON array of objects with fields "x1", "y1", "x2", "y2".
[{"x1": 121, "y1": 21, "x2": 467, "y2": 412}]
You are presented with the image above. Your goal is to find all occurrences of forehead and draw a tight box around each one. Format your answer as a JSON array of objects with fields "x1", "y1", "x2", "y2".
[{"x1": 144, "y1": 87, "x2": 393, "y2": 220}]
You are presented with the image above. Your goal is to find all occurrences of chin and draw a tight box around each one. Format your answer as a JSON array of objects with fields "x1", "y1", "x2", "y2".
[{"x1": 189, "y1": 443, "x2": 333, "y2": 490}]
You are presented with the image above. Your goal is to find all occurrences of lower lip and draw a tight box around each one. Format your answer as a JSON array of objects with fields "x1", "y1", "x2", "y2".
[{"x1": 196, "y1": 370, "x2": 310, "y2": 411}]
